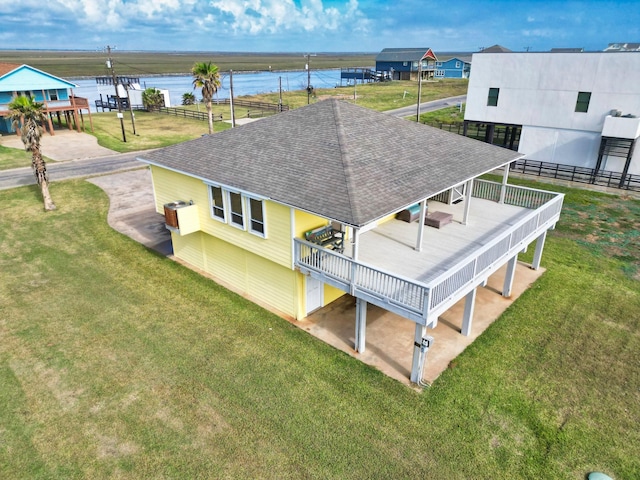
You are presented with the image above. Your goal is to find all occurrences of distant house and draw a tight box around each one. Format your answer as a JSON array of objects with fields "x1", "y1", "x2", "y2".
[
  {"x1": 375, "y1": 48, "x2": 437, "y2": 80},
  {"x1": 139, "y1": 99, "x2": 563, "y2": 383},
  {"x1": 604, "y1": 43, "x2": 640, "y2": 52},
  {"x1": 464, "y1": 51, "x2": 640, "y2": 189},
  {"x1": 433, "y1": 53, "x2": 472, "y2": 79},
  {"x1": 94, "y1": 75, "x2": 171, "y2": 111},
  {"x1": 0, "y1": 63, "x2": 91, "y2": 135}
]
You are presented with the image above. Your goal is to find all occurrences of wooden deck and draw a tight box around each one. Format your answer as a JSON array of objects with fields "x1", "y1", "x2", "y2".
[
  {"x1": 295, "y1": 180, "x2": 563, "y2": 326},
  {"x1": 349, "y1": 198, "x2": 531, "y2": 284}
]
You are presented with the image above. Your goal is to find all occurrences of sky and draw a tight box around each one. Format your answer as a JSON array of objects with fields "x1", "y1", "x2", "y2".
[{"x1": 1, "y1": 0, "x2": 638, "y2": 53}]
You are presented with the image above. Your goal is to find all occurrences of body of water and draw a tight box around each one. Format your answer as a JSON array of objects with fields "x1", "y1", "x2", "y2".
[{"x1": 71, "y1": 69, "x2": 345, "y2": 112}]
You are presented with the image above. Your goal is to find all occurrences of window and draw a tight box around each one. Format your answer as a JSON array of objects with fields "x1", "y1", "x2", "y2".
[
  {"x1": 210, "y1": 185, "x2": 225, "y2": 221},
  {"x1": 435, "y1": 70, "x2": 445, "y2": 77},
  {"x1": 455, "y1": 61, "x2": 461, "y2": 68},
  {"x1": 228, "y1": 191, "x2": 244, "y2": 228},
  {"x1": 575, "y1": 91, "x2": 591, "y2": 113},
  {"x1": 49, "y1": 90, "x2": 58, "y2": 101},
  {"x1": 436, "y1": 62, "x2": 443, "y2": 67},
  {"x1": 487, "y1": 87, "x2": 500, "y2": 107},
  {"x1": 402, "y1": 61, "x2": 408, "y2": 66},
  {"x1": 248, "y1": 198, "x2": 266, "y2": 236},
  {"x1": 208, "y1": 183, "x2": 266, "y2": 237}
]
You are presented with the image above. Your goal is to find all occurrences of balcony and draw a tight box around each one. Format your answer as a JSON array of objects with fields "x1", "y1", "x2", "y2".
[{"x1": 295, "y1": 179, "x2": 563, "y2": 326}]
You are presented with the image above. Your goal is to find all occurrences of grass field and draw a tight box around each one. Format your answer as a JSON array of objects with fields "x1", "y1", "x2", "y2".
[
  {"x1": 0, "y1": 50, "x2": 376, "y2": 78},
  {"x1": 0, "y1": 175, "x2": 638, "y2": 479}
]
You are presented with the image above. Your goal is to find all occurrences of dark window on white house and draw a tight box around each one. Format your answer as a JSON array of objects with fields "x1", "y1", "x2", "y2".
[
  {"x1": 210, "y1": 185, "x2": 225, "y2": 221},
  {"x1": 487, "y1": 87, "x2": 500, "y2": 107},
  {"x1": 575, "y1": 92, "x2": 591, "y2": 113},
  {"x1": 49, "y1": 90, "x2": 59, "y2": 101}
]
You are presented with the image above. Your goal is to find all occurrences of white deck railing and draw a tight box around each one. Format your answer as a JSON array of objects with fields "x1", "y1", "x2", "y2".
[{"x1": 295, "y1": 182, "x2": 564, "y2": 325}]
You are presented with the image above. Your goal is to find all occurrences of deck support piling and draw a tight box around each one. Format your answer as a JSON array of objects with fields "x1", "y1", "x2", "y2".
[
  {"x1": 532, "y1": 231, "x2": 547, "y2": 270},
  {"x1": 461, "y1": 288, "x2": 476, "y2": 336},
  {"x1": 410, "y1": 323, "x2": 427, "y2": 384},
  {"x1": 503, "y1": 254, "x2": 518, "y2": 297},
  {"x1": 355, "y1": 298, "x2": 367, "y2": 353}
]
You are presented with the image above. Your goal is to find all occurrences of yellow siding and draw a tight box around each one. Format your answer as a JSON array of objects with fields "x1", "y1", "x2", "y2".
[
  {"x1": 324, "y1": 284, "x2": 346, "y2": 305},
  {"x1": 246, "y1": 254, "x2": 297, "y2": 316},
  {"x1": 151, "y1": 167, "x2": 349, "y2": 320},
  {"x1": 172, "y1": 232, "x2": 206, "y2": 271},
  {"x1": 295, "y1": 210, "x2": 329, "y2": 237},
  {"x1": 175, "y1": 204, "x2": 200, "y2": 235},
  {"x1": 150, "y1": 166, "x2": 292, "y2": 268}
]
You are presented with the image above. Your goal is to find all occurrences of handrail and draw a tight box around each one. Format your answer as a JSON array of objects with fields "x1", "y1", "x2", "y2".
[
  {"x1": 294, "y1": 182, "x2": 563, "y2": 324},
  {"x1": 424, "y1": 189, "x2": 563, "y2": 313},
  {"x1": 295, "y1": 239, "x2": 429, "y2": 316}
]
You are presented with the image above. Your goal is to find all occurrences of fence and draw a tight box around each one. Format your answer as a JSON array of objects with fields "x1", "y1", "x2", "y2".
[
  {"x1": 511, "y1": 158, "x2": 640, "y2": 192},
  {"x1": 425, "y1": 121, "x2": 521, "y2": 151}
]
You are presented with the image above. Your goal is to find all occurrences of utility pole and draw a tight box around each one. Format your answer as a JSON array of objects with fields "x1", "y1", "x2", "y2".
[
  {"x1": 229, "y1": 70, "x2": 236, "y2": 128},
  {"x1": 306, "y1": 54, "x2": 311, "y2": 104},
  {"x1": 106, "y1": 45, "x2": 126, "y2": 142},
  {"x1": 416, "y1": 59, "x2": 423, "y2": 122},
  {"x1": 278, "y1": 76, "x2": 283, "y2": 111}
]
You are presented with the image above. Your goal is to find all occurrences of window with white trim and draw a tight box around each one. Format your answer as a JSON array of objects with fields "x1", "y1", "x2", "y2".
[
  {"x1": 435, "y1": 70, "x2": 445, "y2": 77},
  {"x1": 210, "y1": 185, "x2": 225, "y2": 221},
  {"x1": 248, "y1": 197, "x2": 266, "y2": 236},
  {"x1": 208, "y1": 183, "x2": 267, "y2": 237},
  {"x1": 455, "y1": 61, "x2": 461, "y2": 68},
  {"x1": 228, "y1": 191, "x2": 245, "y2": 229}
]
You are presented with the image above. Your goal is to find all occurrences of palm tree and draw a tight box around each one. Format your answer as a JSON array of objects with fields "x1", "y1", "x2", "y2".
[
  {"x1": 142, "y1": 88, "x2": 164, "y2": 112},
  {"x1": 191, "y1": 62, "x2": 221, "y2": 134},
  {"x1": 181, "y1": 92, "x2": 196, "y2": 106},
  {"x1": 9, "y1": 96, "x2": 56, "y2": 211}
]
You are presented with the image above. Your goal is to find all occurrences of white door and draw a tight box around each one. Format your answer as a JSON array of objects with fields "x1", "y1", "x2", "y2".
[{"x1": 306, "y1": 276, "x2": 323, "y2": 315}]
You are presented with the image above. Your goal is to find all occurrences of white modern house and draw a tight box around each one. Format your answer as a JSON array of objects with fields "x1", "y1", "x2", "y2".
[{"x1": 464, "y1": 51, "x2": 640, "y2": 189}]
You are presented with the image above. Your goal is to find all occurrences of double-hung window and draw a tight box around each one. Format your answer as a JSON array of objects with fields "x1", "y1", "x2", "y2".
[
  {"x1": 248, "y1": 197, "x2": 266, "y2": 236},
  {"x1": 210, "y1": 185, "x2": 225, "y2": 221},
  {"x1": 228, "y1": 191, "x2": 245, "y2": 229}
]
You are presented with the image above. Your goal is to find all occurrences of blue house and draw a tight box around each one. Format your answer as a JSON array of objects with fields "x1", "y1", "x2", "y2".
[
  {"x1": 375, "y1": 48, "x2": 438, "y2": 81},
  {"x1": 0, "y1": 63, "x2": 91, "y2": 135},
  {"x1": 433, "y1": 54, "x2": 472, "y2": 79}
]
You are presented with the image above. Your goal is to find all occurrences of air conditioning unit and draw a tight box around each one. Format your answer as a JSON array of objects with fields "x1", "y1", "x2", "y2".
[{"x1": 163, "y1": 201, "x2": 189, "y2": 229}]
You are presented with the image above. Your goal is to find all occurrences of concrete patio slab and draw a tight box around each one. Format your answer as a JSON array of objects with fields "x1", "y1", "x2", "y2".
[{"x1": 297, "y1": 261, "x2": 544, "y2": 387}]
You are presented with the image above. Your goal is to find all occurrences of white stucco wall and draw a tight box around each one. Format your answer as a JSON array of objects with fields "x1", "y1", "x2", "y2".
[{"x1": 465, "y1": 52, "x2": 640, "y2": 171}]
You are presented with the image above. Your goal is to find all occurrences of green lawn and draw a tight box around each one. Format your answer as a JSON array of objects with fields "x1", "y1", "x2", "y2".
[
  {"x1": 88, "y1": 110, "x2": 231, "y2": 153},
  {"x1": 1, "y1": 177, "x2": 638, "y2": 479},
  {"x1": 0, "y1": 144, "x2": 55, "y2": 171}
]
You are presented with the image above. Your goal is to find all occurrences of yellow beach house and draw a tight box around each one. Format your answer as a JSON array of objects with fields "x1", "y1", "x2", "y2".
[{"x1": 139, "y1": 99, "x2": 563, "y2": 383}]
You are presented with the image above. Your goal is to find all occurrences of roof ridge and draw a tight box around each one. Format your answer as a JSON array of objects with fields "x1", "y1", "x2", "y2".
[{"x1": 332, "y1": 100, "x2": 361, "y2": 225}]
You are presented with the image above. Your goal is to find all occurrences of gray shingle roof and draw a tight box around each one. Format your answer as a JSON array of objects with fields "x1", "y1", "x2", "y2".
[
  {"x1": 376, "y1": 48, "x2": 435, "y2": 63},
  {"x1": 139, "y1": 99, "x2": 521, "y2": 227}
]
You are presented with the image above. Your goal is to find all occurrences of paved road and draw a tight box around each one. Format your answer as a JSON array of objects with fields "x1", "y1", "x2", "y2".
[
  {"x1": 0, "y1": 152, "x2": 144, "y2": 190},
  {"x1": 385, "y1": 95, "x2": 467, "y2": 118}
]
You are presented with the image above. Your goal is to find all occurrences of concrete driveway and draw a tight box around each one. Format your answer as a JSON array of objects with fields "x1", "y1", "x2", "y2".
[{"x1": 0, "y1": 128, "x2": 118, "y2": 161}]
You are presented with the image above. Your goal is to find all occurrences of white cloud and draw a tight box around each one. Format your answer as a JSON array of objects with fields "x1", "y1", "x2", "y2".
[{"x1": 208, "y1": 0, "x2": 368, "y2": 35}]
